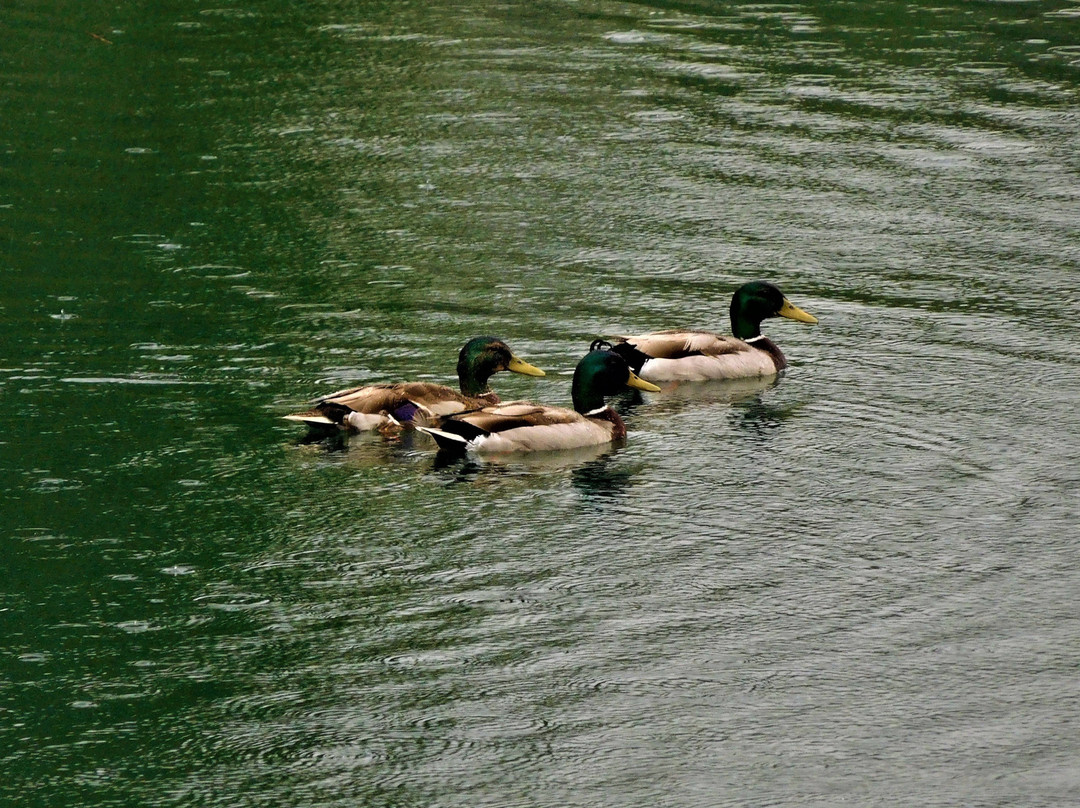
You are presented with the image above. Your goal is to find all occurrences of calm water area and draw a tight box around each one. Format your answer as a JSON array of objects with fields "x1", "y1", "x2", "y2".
[{"x1": 3, "y1": 1, "x2": 1080, "y2": 805}]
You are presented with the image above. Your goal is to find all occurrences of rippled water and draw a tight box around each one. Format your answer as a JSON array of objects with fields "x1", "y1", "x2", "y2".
[{"x1": 3, "y1": 1, "x2": 1080, "y2": 805}]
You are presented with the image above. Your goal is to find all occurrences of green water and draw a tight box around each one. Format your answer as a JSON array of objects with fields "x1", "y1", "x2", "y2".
[{"x1": 3, "y1": 1, "x2": 1080, "y2": 805}]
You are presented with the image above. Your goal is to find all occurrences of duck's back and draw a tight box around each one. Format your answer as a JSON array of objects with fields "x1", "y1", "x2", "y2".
[
  {"x1": 288, "y1": 382, "x2": 498, "y2": 430},
  {"x1": 615, "y1": 330, "x2": 784, "y2": 381},
  {"x1": 432, "y1": 402, "x2": 617, "y2": 453}
]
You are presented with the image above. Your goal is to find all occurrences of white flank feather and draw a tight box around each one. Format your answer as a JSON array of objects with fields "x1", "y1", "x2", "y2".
[
  {"x1": 470, "y1": 420, "x2": 614, "y2": 453},
  {"x1": 343, "y1": 411, "x2": 391, "y2": 431},
  {"x1": 639, "y1": 351, "x2": 777, "y2": 382},
  {"x1": 282, "y1": 414, "x2": 334, "y2": 424},
  {"x1": 414, "y1": 425, "x2": 469, "y2": 445}
]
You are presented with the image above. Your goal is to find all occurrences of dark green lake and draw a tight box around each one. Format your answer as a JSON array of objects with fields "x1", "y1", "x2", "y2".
[{"x1": 3, "y1": 1, "x2": 1079, "y2": 805}]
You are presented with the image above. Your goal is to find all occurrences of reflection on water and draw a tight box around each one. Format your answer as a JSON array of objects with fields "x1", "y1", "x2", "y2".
[
  {"x1": 643, "y1": 374, "x2": 780, "y2": 410},
  {"x1": 570, "y1": 451, "x2": 640, "y2": 503},
  {"x1": 293, "y1": 427, "x2": 349, "y2": 450},
  {"x1": 730, "y1": 388, "x2": 808, "y2": 440},
  {"x1": 430, "y1": 440, "x2": 620, "y2": 474}
]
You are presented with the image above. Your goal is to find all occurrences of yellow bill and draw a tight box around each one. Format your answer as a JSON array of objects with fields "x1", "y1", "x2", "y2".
[
  {"x1": 779, "y1": 298, "x2": 818, "y2": 324},
  {"x1": 626, "y1": 370, "x2": 662, "y2": 393},
  {"x1": 508, "y1": 355, "x2": 546, "y2": 377}
]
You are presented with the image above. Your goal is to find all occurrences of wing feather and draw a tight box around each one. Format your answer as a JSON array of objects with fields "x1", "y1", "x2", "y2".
[
  {"x1": 611, "y1": 330, "x2": 780, "y2": 381},
  {"x1": 287, "y1": 381, "x2": 494, "y2": 430},
  {"x1": 320, "y1": 382, "x2": 464, "y2": 413},
  {"x1": 473, "y1": 419, "x2": 613, "y2": 452},
  {"x1": 448, "y1": 404, "x2": 581, "y2": 434},
  {"x1": 616, "y1": 331, "x2": 750, "y2": 359}
]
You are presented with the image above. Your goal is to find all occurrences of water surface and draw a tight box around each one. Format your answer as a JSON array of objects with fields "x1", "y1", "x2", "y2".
[{"x1": 3, "y1": 1, "x2": 1079, "y2": 806}]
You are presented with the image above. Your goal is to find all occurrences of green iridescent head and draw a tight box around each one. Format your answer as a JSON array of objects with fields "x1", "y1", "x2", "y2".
[
  {"x1": 729, "y1": 281, "x2": 817, "y2": 340},
  {"x1": 456, "y1": 337, "x2": 545, "y2": 396},
  {"x1": 571, "y1": 349, "x2": 661, "y2": 413}
]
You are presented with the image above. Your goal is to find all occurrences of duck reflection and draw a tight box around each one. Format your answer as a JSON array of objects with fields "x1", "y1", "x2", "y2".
[
  {"x1": 570, "y1": 449, "x2": 637, "y2": 500},
  {"x1": 430, "y1": 440, "x2": 618, "y2": 473},
  {"x1": 730, "y1": 391, "x2": 806, "y2": 440},
  {"x1": 429, "y1": 451, "x2": 485, "y2": 483},
  {"x1": 288, "y1": 425, "x2": 427, "y2": 469},
  {"x1": 293, "y1": 424, "x2": 348, "y2": 450},
  {"x1": 427, "y1": 440, "x2": 639, "y2": 498},
  {"x1": 291, "y1": 421, "x2": 423, "y2": 452},
  {"x1": 619, "y1": 372, "x2": 802, "y2": 445},
  {"x1": 646, "y1": 374, "x2": 780, "y2": 412}
]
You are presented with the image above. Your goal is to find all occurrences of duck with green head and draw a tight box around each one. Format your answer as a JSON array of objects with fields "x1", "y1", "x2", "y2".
[
  {"x1": 283, "y1": 337, "x2": 545, "y2": 433},
  {"x1": 607, "y1": 280, "x2": 817, "y2": 382},
  {"x1": 416, "y1": 348, "x2": 661, "y2": 453}
]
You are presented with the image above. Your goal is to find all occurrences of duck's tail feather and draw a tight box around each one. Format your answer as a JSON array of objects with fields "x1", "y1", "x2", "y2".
[
  {"x1": 283, "y1": 401, "x2": 357, "y2": 428},
  {"x1": 415, "y1": 425, "x2": 470, "y2": 453},
  {"x1": 607, "y1": 340, "x2": 649, "y2": 374},
  {"x1": 397, "y1": 399, "x2": 440, "y2": 427},
  {"x1": 282, "y1": 411, "x2": 336, "y2": 426}
]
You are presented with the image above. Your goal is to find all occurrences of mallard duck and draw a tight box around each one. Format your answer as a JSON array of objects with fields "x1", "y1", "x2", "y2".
[
  {"x1": 417, "y1": 348, "x2": 661, "y2": 453},
  {"x1": 608, "y1": 280, "x2": 817, "y2": 382},
  {"x1": 283, "y1": 337, "x2": 545, "y2": 432}
]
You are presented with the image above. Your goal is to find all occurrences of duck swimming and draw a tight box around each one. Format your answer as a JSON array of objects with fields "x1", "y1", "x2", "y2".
[
  {"x1": 608, "y1": 280, "x2": 817, "y2": 382},
  {"x1": 283, "y1": 336, "x2": 545, "y2": 432},
  {"x1": 416, "y1": 348, "x2": 660, "y2": 453}
]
